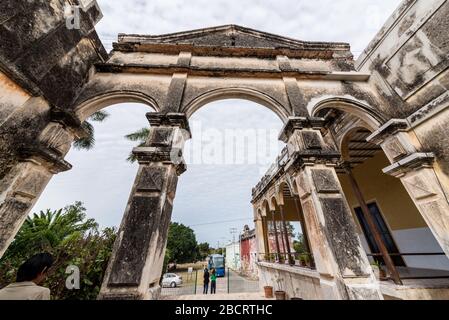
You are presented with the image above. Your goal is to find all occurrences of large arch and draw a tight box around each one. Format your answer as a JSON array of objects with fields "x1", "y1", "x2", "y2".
[
  {"x1": 310, "y1": 96, "x2": 386, "y2": 132},
  {"x1": 74, "y1": 91, "x2": 160, "y2": 122},
  {"x1": 182, "y1": 87, "x2": 291, "y2": 123}
]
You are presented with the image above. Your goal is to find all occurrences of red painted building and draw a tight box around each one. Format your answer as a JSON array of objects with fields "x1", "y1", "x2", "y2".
[{"x1": 240, "y1": 225, "x2": 259, "y2": 279}]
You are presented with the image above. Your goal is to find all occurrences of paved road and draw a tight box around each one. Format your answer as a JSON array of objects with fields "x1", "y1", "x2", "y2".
[{"x1": 161, "y1": 269, "x2": 260, "y2": 298}]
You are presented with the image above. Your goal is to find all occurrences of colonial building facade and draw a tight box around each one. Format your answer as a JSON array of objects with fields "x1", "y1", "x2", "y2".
[{"x1": 1, "y1": 0, "x2": 449, "y2": 299}]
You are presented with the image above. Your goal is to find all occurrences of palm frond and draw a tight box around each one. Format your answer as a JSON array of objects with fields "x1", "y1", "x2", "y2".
[
  {"x1": 73, "y1": 121, "x2": 95, "y2": 150},
  {"x1": 89, "y1": 111, "x2": 110, "y2": 122},
  {"x1": 124, "y1": 128, "x2": 150, "y2": 142}
]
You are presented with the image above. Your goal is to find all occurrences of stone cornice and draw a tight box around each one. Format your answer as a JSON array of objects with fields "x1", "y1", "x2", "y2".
[
  {"x1": 146, "y1": 112, "x2": 191, "y2": 135},
  {"x1": 114, "y1": 25, "x2": 352, "y2": 60},
  {"x1": 49, "y1": 107, "x2": 90, "y2": 139},
  {"x1": 366, "y1": 119, "x2": 409, "y2": 145},
  {"x1": 95, "y1": 62, "x2": 370, "y2": 81},
  {"x1": 383, "y1": 152, "x2": 435, "y2": 177},
  {"x1": 17, "y1": 145, "x2": 73, "y2": 173},
  {"x1": 279, "y1": 117, "x2": 326, "y2": 142},
  {"x1": 288, "y1": 150, "x2": 341, "y2": 169},
  {"x1": 132, "y1": 146, "x2": 187, "y2": 175}
]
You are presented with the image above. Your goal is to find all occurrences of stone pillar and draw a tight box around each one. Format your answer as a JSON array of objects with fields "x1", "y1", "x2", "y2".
[
  {"x1": 278, "y1": 218, "x2": 287, "y2": 259},
  {"x1": 0, "y1": 106, "x2": 87, "y2": 258},
  {"x1": 98, "y1": 113, "x2": 190, "y2": 300},
  {"x1": 280, "y1": 117, "x2": 382, "y2": 300},
  {"x1": 254, "y1": 215, "x2": 266, "y2": 260},
  {"x1": 368, "y1": 119, "x2": 449, "y2": 258},
  {"x1": 260, "y1": 214, "x2": 270, "y2": 260},
  {"x1": 270, "y1": 210, "x2": 282, "y2": 262},
  {"x1": 279, "y1": 205, "x2": 293, "y2": 264}
]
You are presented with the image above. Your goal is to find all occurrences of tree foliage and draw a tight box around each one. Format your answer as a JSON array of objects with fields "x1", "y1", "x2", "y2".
[
  {"x1": 165, "y1": 222, "x2": 199, "y2": 264},
  {"x1": 124, "y1": 127, "x2": 150, "y2": 162},
  {"x1": 197, "y1": 242, "x2": 212, "y2": 260},
  {"x1": 293, "y1": 234, "x2": 307, "y2": 254},
  {"x1": 0, "y1": 202, "x2": 116, "y2": 300}
]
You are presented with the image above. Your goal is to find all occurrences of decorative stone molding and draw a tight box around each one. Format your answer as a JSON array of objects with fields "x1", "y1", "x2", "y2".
[
  {"x1": 383, "y1": 152, "x2": 436, "y2": 178},
  {"x1": 49, "y1": 107, "x2": 90, "y2": 140},
  {"x1": 366, "y1": 119, "x2": 409, "y2": 145},
  {"x1": 134, "y1": 113, "x2": 191, "y2": 175},
  {"x1": 133, "y1": 146, "x2": 187, "y2": 175},
  {"x1": 279, "y1": 117, "x2": 326, "y2": 142},
  {"x1": 17, "y1": 145, "x2": 72, "y2": 174},
  {"x1": 146, "y1": 112, "x2": 191, "y2": 135}
]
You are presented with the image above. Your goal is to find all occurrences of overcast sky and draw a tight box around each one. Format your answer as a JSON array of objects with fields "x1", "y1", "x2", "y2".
[{"x1": 33, "y1": 0, "x2": 402, "y2": 246}]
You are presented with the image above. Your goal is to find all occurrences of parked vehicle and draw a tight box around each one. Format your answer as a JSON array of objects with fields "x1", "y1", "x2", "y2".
[
  {"x1": 161, "y1": 273, "x2": 183, "y2": 288},
  {"x1": 207, "y1": 254, "x2": 226, "y2": 277}
]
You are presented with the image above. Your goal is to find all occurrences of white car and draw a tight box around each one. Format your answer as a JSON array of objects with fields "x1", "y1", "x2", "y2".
[{"x1": 162, "y1": 273, "x2": 183, "y2": 288}]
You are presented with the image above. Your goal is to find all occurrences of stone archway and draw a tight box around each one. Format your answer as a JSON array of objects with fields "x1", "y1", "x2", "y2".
[
  {"x1": 0, "y1": 24, "x2": 411, "y2": 300},
  {"x1": 182, "y1": 87, "x2": 290, "y2": 122}
]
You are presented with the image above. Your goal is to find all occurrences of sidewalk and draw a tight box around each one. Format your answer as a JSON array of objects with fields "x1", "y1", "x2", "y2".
[{"x1": 161, "y1": 292, "x2": 273, "y2": 300}]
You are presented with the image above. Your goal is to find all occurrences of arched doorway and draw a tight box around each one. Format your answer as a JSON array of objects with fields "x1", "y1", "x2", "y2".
[{"x1": 337, "y1": 127, "x2": 449, "y2": 284}]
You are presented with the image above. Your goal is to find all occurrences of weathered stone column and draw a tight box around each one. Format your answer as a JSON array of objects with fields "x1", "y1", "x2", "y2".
[
  {"x1": 368, "y1": 119, "x2": 449, "y2": 258},
  {"x1": 98, "y1": 112, "x2": 190, "y2": 300},
  {"x1": 0, "y1": 107, "x2": 85, "y2": 258},
  {"x1": 262, "y1": 216, "x2": 270, "y2": 257},
  {"x1": 279, "y1": 205, "x2": 293, "y2": 264},
  {"x1": 254, "y1": 213, "x2": 266, "y2": 260},
  {"x1": 270, "y1": 210, "x2": 282, "y2": 263},
  {"x1": 280, "y1": 117, "x2": 382, "y2": 300}
]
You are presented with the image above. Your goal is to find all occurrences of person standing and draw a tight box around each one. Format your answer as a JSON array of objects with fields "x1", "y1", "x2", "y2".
[
  {"x1": 210, "y1": 268, "x2": 217, "y2": 294},
  {"x1": 203, "y1": 267, "x2": 210, "y2": 294},
  {"x1": 0, "y1": 253, "x2": 53, "y2": 300}
]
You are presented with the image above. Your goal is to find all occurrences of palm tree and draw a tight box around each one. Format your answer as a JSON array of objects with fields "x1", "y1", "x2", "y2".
[
  {"x1": 124, "y1": 127, "x2": 150, "y2": 163},
  {"x1": 73, "y1": 111, "x2": 110, "y2": 150},
  {"x1": 4, "y1": 202, "x2": 98, "y2": 259}
]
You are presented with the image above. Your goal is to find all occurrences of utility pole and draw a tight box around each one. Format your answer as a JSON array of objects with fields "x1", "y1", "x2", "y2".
[
  {"x1": 230, "y1": 228, "x2": 238, "y2": 270},
  {"x1": 230, "y1": 228, "x2": 237, "y2": 243}
]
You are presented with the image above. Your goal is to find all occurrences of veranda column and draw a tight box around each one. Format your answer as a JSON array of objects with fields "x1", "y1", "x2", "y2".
[
  {"x1": 279, "y1": 205, "x2": 293, "y2": 264},
  {"x1": 253, "y1": 208, "x2": 267, "y2": 261},
  {"x1": 262, "y1": 216, "x2": 270, "y2": 261},
  {"x1": 98, "y1": 113, "x2": 190, "y2": 300},
  {"x1": 368, "y1": 120, "x2": 449, "y2": 258},
  {"x1": 270, "y1": 211, "x2": 282, "y2": 262},
  {"x1": 280, "y1": 117, "x2": 382, "y2": 300},
  {"x1": 342, "y1": 162, "x2": 402, "y2": 285},
  {"x1": 277, "y1": 218, "x2": 287, "y2": 260}
]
